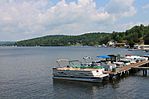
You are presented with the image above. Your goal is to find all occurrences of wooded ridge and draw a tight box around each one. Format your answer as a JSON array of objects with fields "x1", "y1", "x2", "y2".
[{"x1": 15, "y1": 24, "x2": 149, "y2": 46}]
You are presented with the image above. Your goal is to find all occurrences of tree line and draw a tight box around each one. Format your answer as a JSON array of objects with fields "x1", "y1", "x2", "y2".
[{"x1": 15, "y1": 24, "x2": 149, "y2": 46}]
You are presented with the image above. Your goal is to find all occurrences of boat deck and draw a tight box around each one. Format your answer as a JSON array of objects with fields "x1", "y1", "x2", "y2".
[{"x1": 54, "y1": 67, "x2": 102, "y2": 71}]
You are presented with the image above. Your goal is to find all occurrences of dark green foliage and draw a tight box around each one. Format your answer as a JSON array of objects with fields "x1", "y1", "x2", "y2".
[
  {"x1": 0, "y1": 41, "x2": 15, "y2": 46},
  {"x1": 125, "y1": 24, "x2": 149, "y2": 45},
  {"x1": 144, "y1": 33, "x2": 149, "y2": 44},
  {"x1": 16, "y1": 24, "x2": 149, "y2": 46},
  {"x1": 16, "y1": 33, "x2": 111, "y2": 46}
]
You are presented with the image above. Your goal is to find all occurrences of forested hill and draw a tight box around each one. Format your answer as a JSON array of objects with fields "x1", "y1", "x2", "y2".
[
  {"x1": 0, "y1": 41, "x2": 15, "y2": 46},
  {"x1": 16, "y1": 24, "x2": 149, "y2": 46},
  {"x1": 16, "y1": 33, "x2": 111, "y2": 46}
]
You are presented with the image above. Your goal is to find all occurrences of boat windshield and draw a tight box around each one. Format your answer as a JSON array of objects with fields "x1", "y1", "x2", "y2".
[
  {"x1": 56, "y1": 59, "x2": 69, "y2": 67},
  {"x1": 69, "y1": 60, "x2": 82, "y2": 68},
  {"x1": 56, "y1": 59, "x2": 103, "y2": 69}
]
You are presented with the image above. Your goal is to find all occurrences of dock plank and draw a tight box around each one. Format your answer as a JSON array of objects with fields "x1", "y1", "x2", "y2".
[
  {"x1": 106, "y1": 60, "x2": 149, "y2": 75},
  {"x1": 132, "y1": 67, "x2": 149, "y2": 70}
]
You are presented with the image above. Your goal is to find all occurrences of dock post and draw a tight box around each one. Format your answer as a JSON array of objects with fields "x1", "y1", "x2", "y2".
[
  {"x1": 109, "y1": 74, "x2": 113, "y2": 80},
  {"x1": 125, "y1": 70, "x2": 129, "y2": 75},
  {"x1": 109, "y1": 74, "x2": 117, "y2": 80},
  {"x1": 143, "y1": 69, "x2": 148, "y2": 76},
  {"x1": 117, "y1": 73, "x2": 121, "y2": 79},
  {"x1": 127, "y1": 70, "x2": 130, "y2": 75},
  {"x1": 145, "y1": 70, "x2": 148, "y2": 76}
]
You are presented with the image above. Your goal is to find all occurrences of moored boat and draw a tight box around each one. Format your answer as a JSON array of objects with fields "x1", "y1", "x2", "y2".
[{"x1": 53, "y1": 59, "x2": 109, "y2": 82}]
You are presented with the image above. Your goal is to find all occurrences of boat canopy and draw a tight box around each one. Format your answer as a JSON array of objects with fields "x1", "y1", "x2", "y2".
[
  {"x1": 56, "y1": 59, "x2": 69, "y2": 62},
  {"x1": 97, "y1": 55, "x2": 111, "y2": 59},
  {"x1": 56, "y1": 59, "x2": 82, "y2": 67},
  {"x1": 83, "y1": 56, "x2": 93, "y2": 60},
  {"x1": 144, "y1": 54, "x2": 149, "y2": 57}
]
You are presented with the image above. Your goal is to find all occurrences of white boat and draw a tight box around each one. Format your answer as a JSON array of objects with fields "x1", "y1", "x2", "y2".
[
  {"x1": 125, "y1": 55, "x2": 148, "y2": 62},
  {"x1": 53, "y1": 59, "x2": 109, "y2": 82},
  {"x1": 144, "y1": 54, "x2": 149, "y2": 60},
  {"x1": 120, "y1": 58, "x2": 135, "y2": 65}
]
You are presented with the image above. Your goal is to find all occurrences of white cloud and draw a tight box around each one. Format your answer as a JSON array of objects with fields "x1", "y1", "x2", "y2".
[
  {"x1": 142, "y1": 4, "x2": 149, "y2": 9},
  {"x1": 0, "y1": 0, "x2": 137, "y2": 40},
  {"x1": 105, "y1": 0, "x2": 136, "y2": 18}
]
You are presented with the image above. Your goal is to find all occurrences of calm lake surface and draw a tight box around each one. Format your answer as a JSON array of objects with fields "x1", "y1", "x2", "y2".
[{"x1": 0, "y1": 47, "x2": 149, "y2": 99}]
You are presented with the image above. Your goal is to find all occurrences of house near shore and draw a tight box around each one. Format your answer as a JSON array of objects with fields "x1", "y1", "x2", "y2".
[
  {"x1": 115, "y1": 43, "x2": 126, "y2": 47},
  {"x1": 134, "y1": 44, "x2": 149, "y2": 51},
  {"x1": 107, "y1": 40, "x2": 115, "y2": 47},
  {"x1": 107, "y1": 41, "x2": 126, "y2": 48}
]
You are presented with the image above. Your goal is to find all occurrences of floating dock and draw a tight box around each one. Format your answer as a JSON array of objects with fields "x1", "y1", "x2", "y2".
[{"x1": 104, "y1": 60, "x2": 149, "y2": 79}]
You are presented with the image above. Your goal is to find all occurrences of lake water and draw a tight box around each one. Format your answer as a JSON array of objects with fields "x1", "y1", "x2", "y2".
[{"x1": 0, "y1": 47, "x2": 149, "y2": 99}]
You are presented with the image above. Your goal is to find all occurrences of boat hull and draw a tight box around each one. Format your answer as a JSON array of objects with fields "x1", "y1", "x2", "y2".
[
  {"x1": 53, "y1": 68, "x2": 109, "y2": 82},
  {"x1": 53, "y1": 76, "x2": 105, "y2": 82}
]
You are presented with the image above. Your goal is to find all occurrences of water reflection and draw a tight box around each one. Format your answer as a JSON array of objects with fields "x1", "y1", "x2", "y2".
[
  {"x1": 53, "y1": 79, "x2": 108, "y2": 99},
  {"x1": 52, "y1": 75, "x2": 134, "y2": 99}
]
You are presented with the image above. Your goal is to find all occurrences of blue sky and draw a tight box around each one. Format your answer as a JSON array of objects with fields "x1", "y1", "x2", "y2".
[{"x1": 0, "y1": 0, "x2": 149, "y2": 41}]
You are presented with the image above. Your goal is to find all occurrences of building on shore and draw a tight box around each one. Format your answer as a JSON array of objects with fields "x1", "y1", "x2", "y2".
[
  {"x1": 115, "y1": 43, "x2": 126, "y2": 47},
  {"x1": 107, "y1": 41, "x2": 127, "y2": 48},
  {"x1": 134, "y1": 44, "x2": 149, "y2": 51},
  {"x1": 107, "y1": 40, "x2": 115, "y2": 47}
]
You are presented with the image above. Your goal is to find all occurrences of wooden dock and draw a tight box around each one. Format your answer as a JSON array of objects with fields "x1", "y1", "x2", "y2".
[
  {"x1": 105, "y1": 60, "x2": 149, "y2": 78},
  {"x1": 132, "y1": 67, "x2": 149, "y2": 70}
]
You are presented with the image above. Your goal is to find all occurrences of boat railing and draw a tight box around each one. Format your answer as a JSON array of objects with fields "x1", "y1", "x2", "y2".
[{"x1": 56, "y1": 59, "x2": 69, "y2": 67}]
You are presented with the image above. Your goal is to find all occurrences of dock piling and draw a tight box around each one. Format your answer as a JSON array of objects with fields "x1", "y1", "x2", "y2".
[{"x1": 143, "y1": 69, "x2": 148, "y2": 76}]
